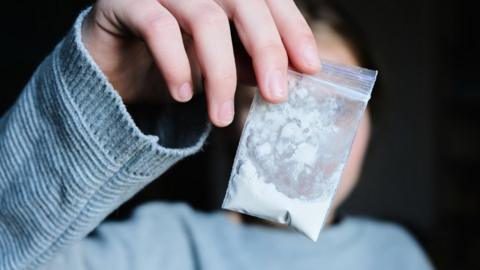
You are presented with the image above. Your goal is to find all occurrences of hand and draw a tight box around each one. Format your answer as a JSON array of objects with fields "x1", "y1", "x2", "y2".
[{"x1": 82, "y1": 0, "x2": 320, "y2": 127}]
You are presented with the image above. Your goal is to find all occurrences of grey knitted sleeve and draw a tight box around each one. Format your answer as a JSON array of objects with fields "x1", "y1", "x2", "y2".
[{"x1": 0, "y1": 9, "x2": 210, "y2": 270}]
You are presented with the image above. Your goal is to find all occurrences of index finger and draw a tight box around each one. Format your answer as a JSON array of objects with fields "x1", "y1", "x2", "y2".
[{"x1": 266, "y1": 0, "x2": 321, "y2": 74}]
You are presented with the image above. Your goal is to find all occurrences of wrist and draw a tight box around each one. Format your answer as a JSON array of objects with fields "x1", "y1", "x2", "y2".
[{"x1": 81, "y1": 11, "x2": 134, "y2": 102}]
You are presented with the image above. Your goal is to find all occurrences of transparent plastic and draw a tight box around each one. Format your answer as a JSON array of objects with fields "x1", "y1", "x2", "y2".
[{"x1": 222, "y1": 60, "x2": 377, "y2": 241}]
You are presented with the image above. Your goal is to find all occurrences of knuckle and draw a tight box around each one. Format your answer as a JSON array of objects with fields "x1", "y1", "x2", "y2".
[
  {"x1": 230, "y1": 0, "x2": 263, "y2": 12},
  {"x1": 206, "y1": 69, "x2": 237, "y2": 92},
  {"x1": 194, "y1": 3, "x2": 228, "y2": 27},
  {"x1": 256, "y1": 43, "x2": 288, "y2": 62},
  {"x1": 299, "y1": 32, "x2": 316, "y2": 43},
  {"x1": 209, "y1": 69, "x2": 237, "y2": 83},
  {"x1": 164, "y1": 63, "x2": 189, "y2": 80},
  {"x1": 141, "y1": 13, "x2": 178, "y2": 36}
]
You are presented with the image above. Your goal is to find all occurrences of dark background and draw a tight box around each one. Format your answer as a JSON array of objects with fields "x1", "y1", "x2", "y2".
[{"x1": 1, "y1": 0, "x2": 479, "y2": 269}]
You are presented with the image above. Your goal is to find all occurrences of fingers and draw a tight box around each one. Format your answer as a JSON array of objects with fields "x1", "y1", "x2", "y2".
[
  {"x1": 220, "y1": 0, "x2": 289, "y2": 103},
  {"x1": 118, "y1": 0, "x2": 193, "y2": 102},
  {"x1": 265, "y1": 0, "x2": 320, "y2": 74},
  {"x1": 112, "y1": 0, "x2": 318, "y2": 127},
  {"x1": 160, "y1": 0, "x2": 237, "y2": 127}
]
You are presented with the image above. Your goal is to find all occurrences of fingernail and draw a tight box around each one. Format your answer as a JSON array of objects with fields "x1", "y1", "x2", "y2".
[
  {"x1": 303, "y1": 44, "x2": 320, "y2": 69},
  {"x1": 268, "y1": 70, "x2": 287, "y2": 101},
  {"x1": 177, "y1": 82, "x2": 193, "y2": 102},
  {"x1": 217, "y1": 100, "x2": 234, "y2": 126}
]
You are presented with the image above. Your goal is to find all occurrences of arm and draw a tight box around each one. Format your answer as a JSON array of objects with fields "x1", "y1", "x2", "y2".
[
  {"x1": 0, "y1": 10, "x2": 209, "y2": 270},
  {"x1": 1, "y1": 0, "x2": 320, "y2": 268}
]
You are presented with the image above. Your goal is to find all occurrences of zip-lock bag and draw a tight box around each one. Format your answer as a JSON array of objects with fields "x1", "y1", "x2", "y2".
[{"x1": 222, "y1": 60, "x2": 378, "y2": 241}]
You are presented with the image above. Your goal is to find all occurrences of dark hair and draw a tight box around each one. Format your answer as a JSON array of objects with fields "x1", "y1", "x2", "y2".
[{"x1": 296, "y1": 0, "x2": 383, "y2": 124}]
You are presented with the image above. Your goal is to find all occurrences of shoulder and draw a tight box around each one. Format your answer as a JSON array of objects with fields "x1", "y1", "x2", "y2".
[
  {"x1": 348, "y1": 216, "x2": 417, "y2": 245},
  {"x1": 132, "y1": 201, "x2": 195, "y2": 219},
  {"x1": 129, "y1": 202, "x2": 239, "y2": 249},
  {"x1": 128, "y1": 202, "x2": 228, "y2": 227},
  {"x1": 344, "y1": 216, "x2": 434, "y2": 270},
  {"x1": 92, "y1": 202, "x2": 199, "y2": 241}
]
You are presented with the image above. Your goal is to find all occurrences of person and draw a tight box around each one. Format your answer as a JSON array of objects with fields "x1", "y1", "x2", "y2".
[{"x1": 0, "y1": 0, "x2": 433, "y2": 270}]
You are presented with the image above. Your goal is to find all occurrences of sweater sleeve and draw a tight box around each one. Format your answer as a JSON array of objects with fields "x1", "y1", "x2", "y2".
[{"x1": 0, "y1": 9, "x2": 210, "y2": 270}]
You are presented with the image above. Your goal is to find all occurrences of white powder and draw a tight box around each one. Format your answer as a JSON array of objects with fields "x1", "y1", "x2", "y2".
[
  {"x1": 225, "y1": 159, "x2": 330, "y2": 240},
  {"x1": 293, "y1": 143, "x2": 317, "y2": 166},
  {"x1": 223, "y1": 68, "x2": 373, "y2": 241},
  {"x1": 256, "y1": 143, "x2": 272, "y2": 156}
]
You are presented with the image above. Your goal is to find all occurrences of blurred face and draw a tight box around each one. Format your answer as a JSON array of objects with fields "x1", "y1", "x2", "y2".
[
  {"x1": 312, "y1": 22, "x2": 372, "y2": 219},
  {"x1": 234, "y1": 22, "x2": 371, "y2": 224}
]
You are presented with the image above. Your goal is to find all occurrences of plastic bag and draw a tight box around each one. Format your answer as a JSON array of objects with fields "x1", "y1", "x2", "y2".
[{"x1": 222, "y1": 60, "x2": 378, "y2": 241}]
